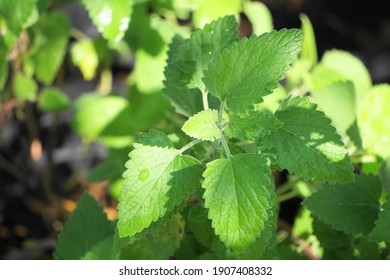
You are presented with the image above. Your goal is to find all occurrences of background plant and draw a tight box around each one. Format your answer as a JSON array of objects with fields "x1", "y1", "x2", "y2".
[{"x1": 1, "y1": 0, "x2": 389, "y2": 260}]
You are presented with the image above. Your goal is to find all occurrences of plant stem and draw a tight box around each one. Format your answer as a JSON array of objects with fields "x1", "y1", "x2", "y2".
[
  {"x1": 201, "y1": 86, "x2": 209, "y2": 110},
  {"x1": 277, "y1": 190, "x2": 298, "y2": 203},
  {"x1": 97, "y1": 67, "x2": 112, "y2": 95},
  {"x1": 276, "y1": 177, "x2": 300, "y2": 195},
  {"x1": 179, "y1": 139, "x2": 203, "y2": 154},
  {"x1": 217, "y1": 100, "x2": 231, "y2": 158},
  {"x1": 70, "y1": 28, "x2": 89, "y2": 41}
]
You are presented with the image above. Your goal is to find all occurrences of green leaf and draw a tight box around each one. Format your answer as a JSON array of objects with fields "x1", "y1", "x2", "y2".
[
  {"x1": 193, "y1": 0, "x2": 240, "y2": 28},
  {"x1": 119, "y1": 213, "x2": 184, "y2": 260},
  {"x1": 358, "y1": 84, "x2": 390, "y2": 159},
  {"x1": 38, "y1": 88, "x2": 70, "y2": 112},
  {"x1": 380, "y1": 157, "x2": 390, "y2": 193},
  {"x1": 118, "y1": 144, "x2": 203, "y2": 237},
  {"x1": 225, "y1": 110, "x2": 283, "y2": 141},
  {"x1": 231, "y1": 186, "x2": 277, "y2": 259},
  {"x1": 243, "y1": 1, "x2": 273, "y2": 35},
  {"x1": 187, "y1": 203, "x2": 214, "y2": 247},
  {"x1": 312, "y1": 218, "x2": 354, "y2": 260},
  {"x1": 311, "y1": 50, "x2": 372, "y2": 97},
  {"x1": 164, "y1": 16, "x2": 238, "y2": 116},
  {"x1": 127, "y1": 88, "x2": 172, "y2": 132},
  {"x1": 82, "y1": 235, "x2": 120, "y2": 260},
  {"x1": 70, "y1": 39, "x2": 99, "y2": 81},
  {"x1": 202, "y1": 154, "x2": 273, "y2": 250},
  {"x1": 81, "y1": 0, "x2": 131, "y2": 43},
  {"x1": 303, "y1": 174, "x2": 382, "y2": 235},
  {"x1": 25, "y1": 12, "x2": 70, "y2": 85},
  {"x1": 370, "y1": 199, "x2": 390, "y2": 242},
  {"x1": 54, "y1": 192, "x2": 114, "y2": 260},
  {"x1": 262, "y1": 96, "x2": 354, "y2": 184},
  {"x1": 87, "y1": 157, "x2": 124, "y2": 183},
  {"x1": 71, "y1": 93, "x2": 132, "y2": 144},
  {"x1": 130, "y1": 15, "x2": 188, "y2": 94},
  {"x1": 299, "y1": 14, "x2": 317, "y2": 67},
  {"x1": 163, "y1": 35, "x2": 203, "y2": 116},
  {"x1": 137, "y1": 129, "x2": 174, "y2": 148},
  {"x1": 311, "y1": 81, "x2": 356, "y2": 134},
  {"x1": 12, "y1": 73, "x2": 37, "y2": 102},
  {"x1": 203, "y1": 29, "x2": 303, "y2": 112},
  {"x1": 313, "y1": 218, "x2": 351, "y2": 249},
  {"x1": 182, "y1": 109, "x2": 219, "y2": 141},
  {"x1": 0, "y1": 0, "x2": 38, "y2": 46}
]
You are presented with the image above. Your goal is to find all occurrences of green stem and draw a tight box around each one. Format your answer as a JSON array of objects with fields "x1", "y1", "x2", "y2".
[
  {"x1": 220, "y1": 135, "x2": 232, "y2": 158},
  {"x1": 201, "y1": 86, "x2": 209, "y2": 110},
  {"x1": 70, "y1": 28, "x2": 89, "y2": 41},
  {"x1": 277, "y1": 190, "x2": 298, "y2": 203},
  {"x1": 179, "y1": 139, "x2": 203, "y2": 154},
  {"x1": 276, "y1": 177, "x2": 301, "y2": 195},
  {"x1": 217, "y1": 100, "x2": 231, "y2": 158},
  {"x1": 97, "y1": 67, "x2": 112, "y2": 95}
]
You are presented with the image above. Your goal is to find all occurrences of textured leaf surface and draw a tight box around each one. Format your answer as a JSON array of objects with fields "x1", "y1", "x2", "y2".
[
  {"x1": 25, "y1": 12, "x2": 69, "y2": 85},
  {"x1": 164, "y1": 16, "x2": 238, "y2": 116},
  {"x1": 232, "y1": 186, "x2": 277, "y2": 259},
  {"x1": 358, "y1": 84, "x2": 390, "y2": 159},
  {"x1": 370, "y1": 200, "x2": 390, "y2": 242},
  {"x1": 54, "y1": 192, "x2": 114, "y2": 260},
  {"x1": 225, "y1": 111, "x2": 283, "y2": 141},
  {"x1": 38, "y1": 88, "x2": 70, "y2": 112},
  {"x1": 82, "y1": 235, "x2": 120, "y2": 260},
  {"x1": 81, "y1": 0, "x2": 131, "y2": 43},
  {"x1": 137, "y1": 129, "x2": 174, "y2": 148},
  {"x1": 202, "y1": 154, "x2": 273, "y2": 250},
  {"x1": 119, "y1": 213, "x2": 184, "y2": 260},
  {"x1": 262, "y1": 96, "x2": 354, "y2": 184},
  {"x1": 203, "y1": 29, "x2": 303, "y2": 112},
  {"x1": 118, "y1": 145, "x2": 202, "y2": 237},
  {"x1": 311, "y1": 81, "x2": 356, "y2": 134},
  {"x1": 182, "y1": 109, "x2": 219, "y2": 141},
  {"x1": 303, "y1": 174, "x2": 382, "y2": 235}
]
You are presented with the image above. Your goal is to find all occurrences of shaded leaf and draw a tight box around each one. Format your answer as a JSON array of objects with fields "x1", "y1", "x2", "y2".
[
  {"x1": 303, "y1": 174, "x2": 382, "y2": 235},
  {"x1": 370, "y1": 199, "x2": 390, "y2": 243},
  {"x1": 119, "y1": 213, "x2": 185, "y2": 260},
  {"x1": 38, "y1": 88, "x2": 70, "y2": 112},
  {"x1": 262, "y1": 96, "x2": 354, "y2": 184},
  {"x1": 54, "y1": 192, "x2": 114, "y2": 259},
  {"x1": 82, "y1": 235, "x2": 120, "y2": 260}
]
